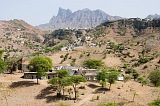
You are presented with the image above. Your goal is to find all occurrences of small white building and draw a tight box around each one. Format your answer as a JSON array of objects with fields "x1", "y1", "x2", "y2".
[{"x1": 117, "y1": 74, "x2": 124, "y2": 81}]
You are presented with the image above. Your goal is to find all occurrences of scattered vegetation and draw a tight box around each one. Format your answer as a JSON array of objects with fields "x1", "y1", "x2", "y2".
[
  {"x1": 149, "y1": 70, "x2": 160, "y2": 87},
  {"x1": 83, "y1": 59, "x2": 104, "y2": 69},
  {"x1": 148, "y1": 98, "x2": 160, "y2": 106}
]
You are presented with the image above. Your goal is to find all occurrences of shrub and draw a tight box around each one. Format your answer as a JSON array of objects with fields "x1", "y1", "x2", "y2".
[
  {"x1": 60, "y1": 55, "x2": 64, "y2": 58},
  {"x1": 68, "y1": 56, "x2": 72, "y2": 59},
  {"x1": 124, "y1": 75, "x2": 131, "y2": 82},
  {"x1": 57, "y1": 102, "x2": 69, "y2": 106},
  {"x1": 143, "y1": 65, "x2": 148, "y2": 69},
  {"x1": 70, "y1": 61, "x2": 75, "y2": 66},
  {"x1": 148, "y1": 98, "x2": 160, "y2": 106},
  {"x1": 132, "y1": 71, "x2": 139, "y2": 80},
  {"x1": 149, "y1": 70, "x2": 160, "y2": 87},
  {"x1": 97, "y1": 95, "x2": 100, "y2": 100},
  {"x1": 79, "y1": 54, "x2": 83, "y2": 58},
  {"x1": 98, "y1": 102, "x2": 118, "y2": 106}
]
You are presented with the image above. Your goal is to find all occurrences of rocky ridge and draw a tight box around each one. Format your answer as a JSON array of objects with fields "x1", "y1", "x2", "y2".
[{"x1": 38, "y1": 7, "x2": 121, "y2": 30}]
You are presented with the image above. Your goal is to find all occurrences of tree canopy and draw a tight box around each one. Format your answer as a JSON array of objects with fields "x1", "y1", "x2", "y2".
[
  {"x1": 83, "y1": 59, "x2": 104, "y2": 69},
  {"x1": 71, "y1": 75, "x2": 86, "y2": 99},
  {"x1": 48, "y1": 69, "x2": 72, "y2": 97},
  {"x1": 28, "y1": 56, "x2": 53, "y2": 84},
  {"x1": 149, "y1": 70, "x2": 160, "y2": 87},
  {"x1": 0, "y1": 50, "x2": 6, "y2": 73},
  {"x1": 96, "y1": 69, "x2": 119, "y2": 90},
  {"x1": 49, "y1": 69, "x2": 86, "y2": 99}
]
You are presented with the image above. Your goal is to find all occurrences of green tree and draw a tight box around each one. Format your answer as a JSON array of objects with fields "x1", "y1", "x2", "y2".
[
  {"x1": 71, "y1": 75, "x2": 86, "y2": 99},
  {"x1": 5, "y1": 59, "x2": 14, "y2": 73},
  {"x1": 48, "y1": 69, "x2": 72, "y2": 97},
  {"x1": 0, "y1": 50, "x2": 6, "y2": 73},
  {"x1": 106, "y1": 71, "x2": 119, "y2": 90},
  {"x1": 96, "y1": 69, "x2": 118, "y2": 90},
  {"x1": 96, "y1": 70, "x2": 107, "y2": 87},
  {"x1": 57, "y1": 69, "x2": 70, "y2": 78},
  {"x1": 141, "y1": 80, "x2": 147, "y2": 87},
  {"x1": 148, "y1": 98, "x2": 160, "y2": 106},
  {"x1": 149, "y1": 70, "x2": 160, "y2": 87},
  {"x1": 132, "y1": 71, "x2": 139, "y2": 81},
  {"x1": 28, "y1": 56, "x2": 53, "y2": 84},
  {"x1": 83, "y1": 59, "x2": 104, "y2": 69},
  {"x1": 48, "y1": 76, "x2": 72, "y2": 97}
]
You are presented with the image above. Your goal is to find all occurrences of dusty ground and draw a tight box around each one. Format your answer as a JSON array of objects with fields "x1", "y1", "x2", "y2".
[{"x1": 0, "y1": 73, "x2": 159, "y2": 106}]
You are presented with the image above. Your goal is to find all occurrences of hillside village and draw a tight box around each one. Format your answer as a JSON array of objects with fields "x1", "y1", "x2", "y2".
[{"x1": 0, "y1": 18, "x2": 160, "y2": 106}]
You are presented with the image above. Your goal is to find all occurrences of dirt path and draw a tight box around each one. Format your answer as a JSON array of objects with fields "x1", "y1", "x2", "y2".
[{"x1": 74, "y1": 94, "x2": 94, "y2": 106}]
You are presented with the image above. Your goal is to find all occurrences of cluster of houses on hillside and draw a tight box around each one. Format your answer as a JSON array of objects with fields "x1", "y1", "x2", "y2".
[{"x1": 60, "y1": 36, "x2": 98, "y2": 51}]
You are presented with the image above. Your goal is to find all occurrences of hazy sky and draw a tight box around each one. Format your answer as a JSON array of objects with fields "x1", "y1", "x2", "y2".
[{"x1": 0, "y1": 0, "x2": 159, "y2": 26}]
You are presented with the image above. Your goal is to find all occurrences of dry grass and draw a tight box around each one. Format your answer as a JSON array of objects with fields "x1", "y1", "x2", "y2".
[{"x1": 0, "y1": 73, "x2": 159, "y2": 106}]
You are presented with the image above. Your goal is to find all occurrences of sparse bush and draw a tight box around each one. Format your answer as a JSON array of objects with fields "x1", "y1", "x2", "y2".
[
  {"x1": 87, "y1": 53, "x2": 90, "y2": 56},
  {"x1": 148, "y1": 98, "x2": 160, "y2": 106},
  {"x1": 79, "y1": 86, "x2": 85, "y2": 89},
  {"x1": 79, "y1": 54, "x2": 83, "y2": 58},
  {"x1": 149, "y1": 70, "x2": 160, "y2": 87},
  {"x1": 143, "y1": 65, "x2": 148, "y2": 69},
  {"x1": 97, "y1": 95, "x2": 100, "y2": 100},
  {"x1": 60, "y1": 55, "x2": 64, "y2": 58},
  {"x1": 70, "y1": 61, "x2": 75, "y2": 66},
  {"x1": 72, "y1": 58, "x2": 76, "y2": 63},
  {"x1": 124, "y1": 75, "x2": 131, "y2": 82},
  {"x1": 98, "y1": 102, "x2": 118, "y2": 106},
  {"x1": 57, "y1": 102, "x2": 70, "y2": 106},
  {"x1": 132, "y1": 71, "x2": 139, "y2": 80},
  {"x1": 68, "y1": 56, "x2": 72, "y2": 59}
]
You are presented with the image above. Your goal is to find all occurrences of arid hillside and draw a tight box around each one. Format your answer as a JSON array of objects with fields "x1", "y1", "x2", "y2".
[
  {"x1": 0, "y1": 18, "x2": 160, "y2": 73},
  {"x1": 0, "y1": 19, "x2": 47, "y2": 57}
]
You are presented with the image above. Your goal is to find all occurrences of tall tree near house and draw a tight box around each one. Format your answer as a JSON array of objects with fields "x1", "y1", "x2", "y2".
[
  {"x1": 61, "y1": 77, "x2": 73, "y2": 96},
  {"x1": 106, "y1": 71, "x2": 119, "y2": 90},
  {"x1": 96, "y1": 69, "x2": 119, "y2": 90},
  {"x1": 57, "y1": 69, "x2": 70, "y2": 78},
  {"x1": 56, "y1": 69, "x2": 71, "y2": 96},
  {"x1": 96, "y1": 70, "x2": 107, "y2": 87},
  {"x1": 28, "y1": 56, "x2": 53, "y2": 84},
  {"x1": 71, "y1": 75, "x2": 86, "y2": 100}
]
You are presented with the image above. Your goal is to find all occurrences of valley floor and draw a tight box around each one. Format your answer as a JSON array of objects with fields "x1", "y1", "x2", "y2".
[{"x1": 0, "y1": 73, "x2": 159, "y2": 106}]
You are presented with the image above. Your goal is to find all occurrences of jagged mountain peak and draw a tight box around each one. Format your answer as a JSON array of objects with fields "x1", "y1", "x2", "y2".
[
  {"x1": 82, "y1": 8, "x2": 91, "y2": 11},
  {"x1": 38, "y1": 8, "x2": 122, "y2": 30},
  {"x1": 57, "y1": 7, "x2": 72, "y2": 17}
]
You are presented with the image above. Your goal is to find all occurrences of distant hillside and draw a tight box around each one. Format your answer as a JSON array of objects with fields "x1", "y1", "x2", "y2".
[
  {"x1": 0, "y1": 19, "x2": 46, "y2": 57},
  {"x1": 38, "y1": 7, "x2": 122, "y2": 30},
  {"x1": 146, "y1": 14, "x2": 160, "y2": 20},
  {"x1": 44, "y1": 18, "x2": 160, "y2": 72}
]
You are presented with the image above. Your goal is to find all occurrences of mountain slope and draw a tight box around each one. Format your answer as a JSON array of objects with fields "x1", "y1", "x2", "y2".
[
  {"x1": 146, "y1": 14, "x2": 160, "y2": 20},
  {"x1": 0, "y1": 19, "x2": 46, "y2": 57},
  {"x1": 38, "y1": 7, "x2": 122, "y2": 30}
]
